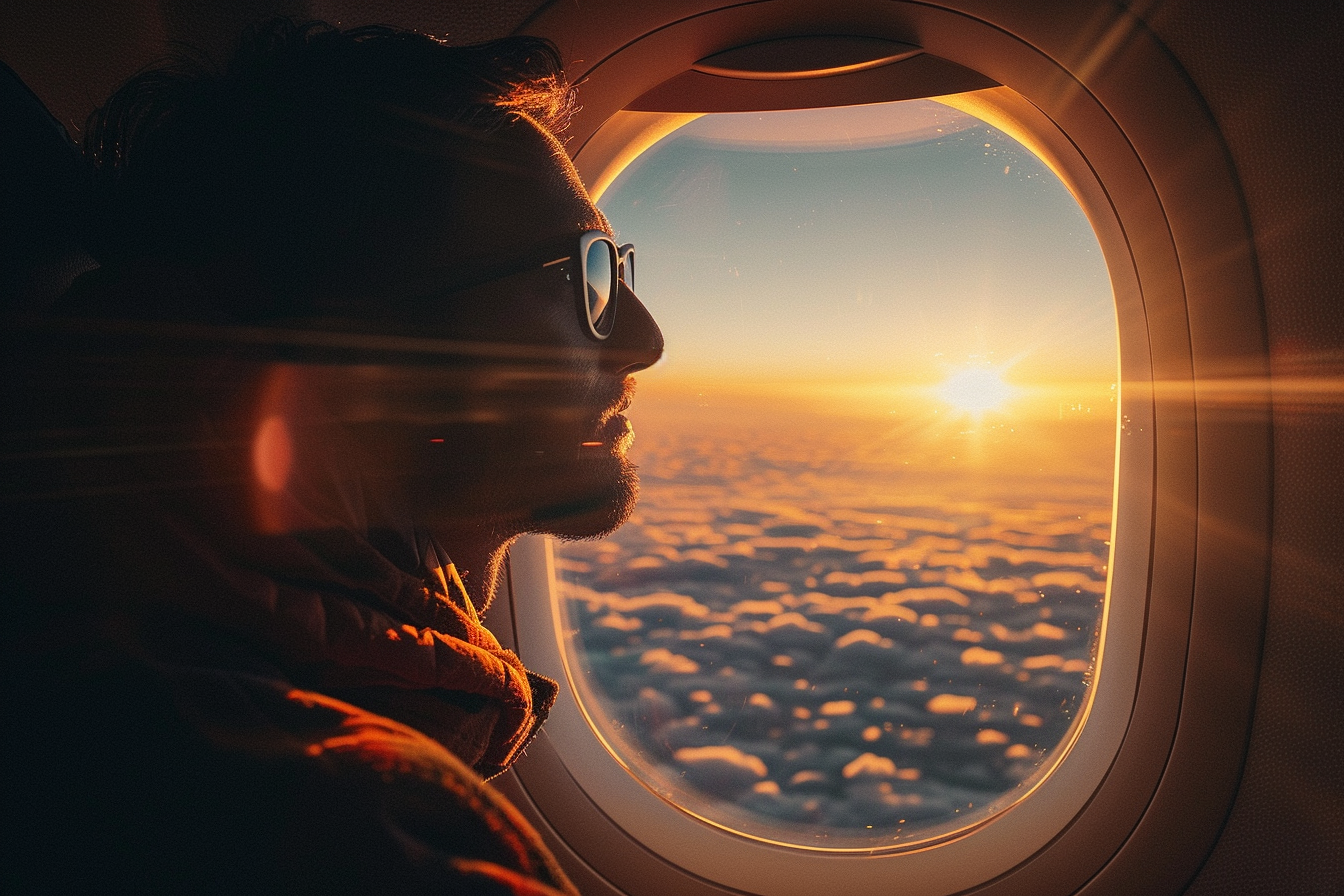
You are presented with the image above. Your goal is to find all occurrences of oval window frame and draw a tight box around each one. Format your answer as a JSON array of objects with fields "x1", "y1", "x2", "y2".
[{"x1": 486, "y1": 3, "x2": 1270, "y2": 895}]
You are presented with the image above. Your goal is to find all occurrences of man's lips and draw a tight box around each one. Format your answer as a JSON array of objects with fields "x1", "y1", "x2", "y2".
[
  {"x1": 582, "y1": 412, "x2": 632, "y2": 451},
  {"x1": 584, "y1": 380, "x2": 637, "y2": 449},
  {"x1": 597, "y1": 412, "x2": 632, "y2": 439}
]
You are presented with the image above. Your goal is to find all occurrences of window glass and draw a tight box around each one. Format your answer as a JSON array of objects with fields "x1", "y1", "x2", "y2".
[{"x1": 555, "y1": 98, "x2": 1117, "y2": 848}]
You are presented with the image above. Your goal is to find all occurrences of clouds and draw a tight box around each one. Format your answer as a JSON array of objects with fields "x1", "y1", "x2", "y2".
[{"x1": 556, "y1": 418, "x2": 1109, "y2": 841}]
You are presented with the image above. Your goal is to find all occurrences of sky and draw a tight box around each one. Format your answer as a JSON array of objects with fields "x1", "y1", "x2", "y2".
[{"x1": 598, "y1": 99, "x2": 1118, "y2": 408}]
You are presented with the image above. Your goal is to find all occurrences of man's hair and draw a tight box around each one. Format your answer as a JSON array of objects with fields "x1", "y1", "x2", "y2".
[{"x1": 82, "y1": 18, "x2": 576, "y2": 314}]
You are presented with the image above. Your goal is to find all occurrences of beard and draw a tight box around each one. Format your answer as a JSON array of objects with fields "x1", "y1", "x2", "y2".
[
  {"x1": 376, "y1": 419, "x2": 642, "y2": 547},
  {"x1": 477, "y1": 373, "x2": 641, "y2": 541},
  {"x1": 525, "y1": 454, "x2": 641, "y2": 541}
]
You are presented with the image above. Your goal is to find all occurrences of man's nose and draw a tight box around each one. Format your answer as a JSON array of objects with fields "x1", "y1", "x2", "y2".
[{"x1": 602, "y1": 282, "x2": 663, "y2": 374}]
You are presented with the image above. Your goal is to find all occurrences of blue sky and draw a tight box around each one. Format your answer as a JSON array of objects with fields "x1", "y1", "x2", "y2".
[{"x1": 599, "y1": 100, "x2": 1117, "y2": 391}]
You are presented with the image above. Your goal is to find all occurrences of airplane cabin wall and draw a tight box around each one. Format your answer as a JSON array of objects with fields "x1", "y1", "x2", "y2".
[
  {"x1": 1134, "y1": 3, "x2": 1344, "y2": 892},
  {"x1": 0, "y1": 0, "x2": 1340, "y2": 892}
]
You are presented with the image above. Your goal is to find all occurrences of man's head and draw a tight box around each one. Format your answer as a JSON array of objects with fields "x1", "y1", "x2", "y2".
[{"x1": 79, "y1": 19, "x2": 663, "y2": 551}]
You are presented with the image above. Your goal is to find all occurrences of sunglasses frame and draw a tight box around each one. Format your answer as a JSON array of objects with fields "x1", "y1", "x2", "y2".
[{"x1": 549, "y1": 231, "x2": 634, "y2": 341}]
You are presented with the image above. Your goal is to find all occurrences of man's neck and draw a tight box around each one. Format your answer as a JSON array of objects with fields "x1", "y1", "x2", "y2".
[{"x1": 432, "y1": 528, "x2": 517, "y2": 615}]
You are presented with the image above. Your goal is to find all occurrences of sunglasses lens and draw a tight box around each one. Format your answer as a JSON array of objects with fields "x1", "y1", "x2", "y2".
[
  {"x1": 619, "y1": 244, "x2": 635, "y2": 291},
  {"x1": 585, "y1": 238, "x2": 617, "y2": 337}
]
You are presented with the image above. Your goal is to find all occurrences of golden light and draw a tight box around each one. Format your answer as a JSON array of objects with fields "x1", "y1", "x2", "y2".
[{"x1": 937, "y1": 366, "x2": 1016, "y2": 415}]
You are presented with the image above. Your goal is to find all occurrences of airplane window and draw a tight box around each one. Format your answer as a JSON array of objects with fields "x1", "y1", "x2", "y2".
[{"x1": 554, "y1": 97, "x2": 1117, "y2": 848}]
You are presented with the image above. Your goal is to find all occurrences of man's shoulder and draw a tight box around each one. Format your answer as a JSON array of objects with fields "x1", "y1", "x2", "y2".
[{"x1": 4, "y1": 659, "x2": 576, "y2": 895}]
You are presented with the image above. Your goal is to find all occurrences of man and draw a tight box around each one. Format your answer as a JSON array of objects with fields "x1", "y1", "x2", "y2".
[{"x1": 3, "y1": 18, "x2": 660, "y2": 894}]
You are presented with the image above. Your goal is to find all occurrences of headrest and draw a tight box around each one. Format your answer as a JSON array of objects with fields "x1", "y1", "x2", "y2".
[{"x1": 0, "y1": 59, "x2": 98, "y2": 314}]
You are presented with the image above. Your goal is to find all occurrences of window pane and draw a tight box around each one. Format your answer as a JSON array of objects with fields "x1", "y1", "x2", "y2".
[{"x1": 556, "y1": 99, "x2": 1116, "y2": 848}]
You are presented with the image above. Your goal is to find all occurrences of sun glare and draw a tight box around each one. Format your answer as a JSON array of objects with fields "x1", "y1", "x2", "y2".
[{"x1": 938, "y1": 366, "x2": 1016, "y2": 415}]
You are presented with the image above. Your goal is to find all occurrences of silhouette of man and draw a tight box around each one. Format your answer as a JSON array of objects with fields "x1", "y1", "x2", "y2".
[{"x1": 3, "y1": 19, "x2": 660, "y2": 894}]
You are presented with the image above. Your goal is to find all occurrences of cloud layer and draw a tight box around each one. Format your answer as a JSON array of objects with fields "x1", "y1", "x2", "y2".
[{"x1": 556, "y1": 420, "x2": 1110, "y2": 840}]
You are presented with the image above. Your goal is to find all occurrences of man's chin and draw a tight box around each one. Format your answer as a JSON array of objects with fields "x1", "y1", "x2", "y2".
[{"x1": 527, "y1": 460, "x2": 640, "y2": 541}]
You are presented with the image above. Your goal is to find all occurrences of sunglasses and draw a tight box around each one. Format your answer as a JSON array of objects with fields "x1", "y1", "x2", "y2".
[
  {"x1": 543, "y1": 231, "x2": 635, "y2": 340},
  {"x1": 434, "y1": 230, "x2": 634, "y2": 341}
]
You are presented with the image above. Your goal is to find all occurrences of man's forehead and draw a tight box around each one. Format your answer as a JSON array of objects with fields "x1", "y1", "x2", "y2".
[
  {"x1": 519, "y1": 118, "x2": 612, "y2": 234},
  {"x1": 436, "y1": 116, "x2": 607, "y2": 248}
]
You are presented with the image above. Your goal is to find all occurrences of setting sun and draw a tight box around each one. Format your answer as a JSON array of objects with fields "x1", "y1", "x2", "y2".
[{"x1": 937, "y1": 366, "x2": 1016, "y2": 415}]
